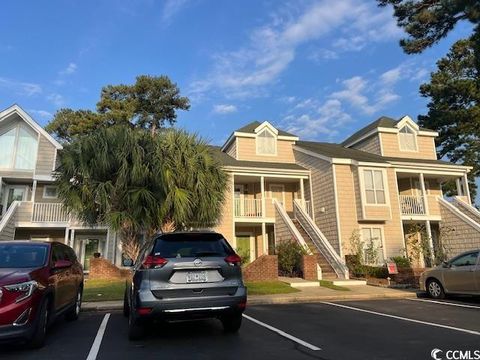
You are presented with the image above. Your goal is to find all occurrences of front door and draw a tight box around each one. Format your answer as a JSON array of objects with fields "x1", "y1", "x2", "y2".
[
  {"x1": 236, "y1": 234, "x2": 254, "y2": 263},
  {"x1": 83, "y1": 239, "x2": 100, "y2": 271},
  {"x1": 443, "y1": 251, "x2": 479, "y2": 293},
  {"x1": 2, "y1": 186, "x2": 27, "y2": 215}
]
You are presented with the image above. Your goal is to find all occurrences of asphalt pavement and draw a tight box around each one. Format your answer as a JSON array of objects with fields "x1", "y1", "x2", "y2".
[{"x1": 1, "y1": 297, "x2": 479, "y2": 360}]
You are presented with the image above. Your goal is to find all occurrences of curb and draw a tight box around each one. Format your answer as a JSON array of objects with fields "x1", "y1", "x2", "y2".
[{"x1": 82, "y1": 291, "x2": 418, "y2": 312}]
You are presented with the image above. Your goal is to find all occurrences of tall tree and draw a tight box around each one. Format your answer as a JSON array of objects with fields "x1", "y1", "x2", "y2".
[
  {"x1": 418, "y1": 38, "x2": 479, "y2": 199},
  {"x1": 55, "y1": 126, "x2": 227, "y2": 260},
  {"x1": 46, "y1": 75, "x2": 190, "y2": 141},
  {"x1": 378, "y1": 0, "x2": 480, "y2": 69}
]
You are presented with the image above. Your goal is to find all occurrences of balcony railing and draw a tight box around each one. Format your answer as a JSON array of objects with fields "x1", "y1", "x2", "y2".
[
  {"x1": 399, "y1": 195, "x2": 425, "y2": 216},
  {"x1": 32, "y1": 203, "x2": 69, "y2": 222},
  {"x1": 234, "y1": 198, "x2": 262, "y2": 218}
]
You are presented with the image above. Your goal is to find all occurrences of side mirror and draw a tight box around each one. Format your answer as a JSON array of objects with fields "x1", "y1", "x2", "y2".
[
  {"x1": 441, "y1": 261, "x2": 450, "y2": 268},
  {"x1": 53, "y1": 259, "x2": 72, "y2": 269},
  {"x1": 122, "y1": 258, "x2": 134, "y2": 267}
]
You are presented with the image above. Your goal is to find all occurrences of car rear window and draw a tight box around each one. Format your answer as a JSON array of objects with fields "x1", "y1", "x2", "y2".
[
  {"x1": 153, "y1": 233, "x2": 234, "y2": 258},
  {"x1": 0, "y1": 244, "x2": 48, "y2": 268}
]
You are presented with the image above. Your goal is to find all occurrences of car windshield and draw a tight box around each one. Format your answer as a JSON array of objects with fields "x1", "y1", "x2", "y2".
[
  {"x1": 153, "y1": 233, "x2": 234, "y2": 258},
  {"x1": 0, "y1": 244, "x2": 48, "y2": 268}
]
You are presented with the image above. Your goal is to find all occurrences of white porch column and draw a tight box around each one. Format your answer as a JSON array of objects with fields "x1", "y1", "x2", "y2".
[
  {"x1": 419, "y1": 173, "x2": 429, "y2": 215},
  {"x1": 462, "y1": 174, "x2": 471, "y2": 204},
  {"x1": 64, "y1": 228, "x2": 69, "y2": 245},
  {"x1": 456, "y1": 178, "x2": 463, "y2": 196},
  {"x1": 262, "y1": 222, "x2": 267, "y2": 255},
  {"x1": 425, "y1": 220, "x2": 434, "y2": 264},
  {"x1": 31, "y1": 180, "x2": 37, "y2": 202},
  {"x1": 70, "y1": 229, "x2": 75, "y2": 251},
  {"x1": 260, "y1": 176, "x2": 266, "y2": 218},
  {"x1": 300, "y1": 178, "x2": 305, "y2": 204}
]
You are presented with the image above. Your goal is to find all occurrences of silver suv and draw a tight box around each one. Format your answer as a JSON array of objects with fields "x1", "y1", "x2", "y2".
[{"x1": 123, "y1": 231, "x2": 247, "y2": 340}]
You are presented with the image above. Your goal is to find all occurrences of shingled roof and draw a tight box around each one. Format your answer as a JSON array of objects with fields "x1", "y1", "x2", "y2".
[
  {"x1": 341, "y1": 116, "x2": 437, "y2": 146},
  {"x1": 235, "y1": 121, "x2": 297, "y2": 137}
]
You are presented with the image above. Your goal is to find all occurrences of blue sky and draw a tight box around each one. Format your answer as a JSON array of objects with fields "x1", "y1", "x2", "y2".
[{"x1": 0, "y1": 0, "x2": 474, "y2": 146}]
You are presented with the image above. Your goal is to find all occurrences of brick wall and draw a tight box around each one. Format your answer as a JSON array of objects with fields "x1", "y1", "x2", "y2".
[
  {"x1": 301, "y1": 255, "x2": 318, "y2": 281},
  {"x1": 391, "y1": 267, "x2": 426, "y2": 287},
  {"x1": 242, "y1": 255, "x2": 278, "y2": 281},
  {"x1": 89, "y1": 257, "x2": 132, "y2": 280}
]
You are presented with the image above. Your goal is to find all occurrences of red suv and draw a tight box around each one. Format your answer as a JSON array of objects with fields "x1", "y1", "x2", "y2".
[{"x1": 0, "y1": 241, "x2": 84, "y2": 348}]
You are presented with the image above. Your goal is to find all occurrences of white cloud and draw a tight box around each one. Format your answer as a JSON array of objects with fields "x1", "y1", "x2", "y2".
[
  {"x1": 0, "y1": 77, "x2": 42, "y2": 96},
  {"x1": 47, "y1": 93, "x2": 65, "y2": 107},
  {"x1": 308, "y1": 48, "x2": 338, "y2": 61},
  {"x1": 161, "y1": 0, "x2": 190, "y2": 25},
  {"x1": 213, "y1": 104, "x2": 238, "y2": 114},
  {"x1": 59, "y1": 63, "x2": 77, "y2": 75},
  {"x1": 284, "y1": 99, "x2": 351, "y2": 139},
  {"x1": 189, "y1": 0, "x2": 400, "y2": 99},
  {"x1": 29, "y1": 109, "x2": 52, "y2": 119}
]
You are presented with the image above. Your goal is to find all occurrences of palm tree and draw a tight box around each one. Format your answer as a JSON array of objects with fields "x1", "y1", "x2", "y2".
[{"x1": 55, "y1": 126, "x2": 227, "y2": 261}]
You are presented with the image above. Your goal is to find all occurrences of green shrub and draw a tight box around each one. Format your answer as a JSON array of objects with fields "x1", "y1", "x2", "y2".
[
  {"x1": 390, "y1": 256, "x2": 411, "y2": 268},
  {"x1": 276, "y1": 239, "x2": 307, "y2": 277},
  {"x1": 237, "y1": 247, "x2": 251, "y2": 266}
]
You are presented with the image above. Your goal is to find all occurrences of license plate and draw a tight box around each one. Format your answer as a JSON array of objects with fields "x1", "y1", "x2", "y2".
[{"x1": 186, "y1": 271, "x2": 208, "y2": 283}]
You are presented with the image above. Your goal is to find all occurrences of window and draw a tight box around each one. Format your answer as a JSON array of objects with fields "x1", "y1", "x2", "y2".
[
  {"x1": 43, "y1": 186, "x2": 58, "y2": 199},
  {"x1": 399, "y1": 126, "x2": 417, "y2": 151},
  {"x1": 360, "y1": 228, "x2": 384, "y2": 265},
  {"x1": 363, "y1": 169, "x2": 386, "y2": 205},
  {"x1": 450, "y1": 252, "x2": 478, "y2": 267},
  {"x1": 256, "y1": 129, "x2": 276, "y2": 155},
  {"x1": 0, "y1": 124, "x2": 38, "y2": 169}
]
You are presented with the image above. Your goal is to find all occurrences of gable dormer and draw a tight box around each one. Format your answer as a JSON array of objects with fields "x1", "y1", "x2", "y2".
[
  {"x1": 342, "y1": 116, "x2": 438, "y2": 160},
  {"x1": 0, "y1": 105, "x2": 62, "y2": 177},
  {"x1": 221, "y1": 121, "x2": 298, "y2": 163}
]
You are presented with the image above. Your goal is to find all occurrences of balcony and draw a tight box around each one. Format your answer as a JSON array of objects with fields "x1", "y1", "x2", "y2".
[
  {"x1": 399, "y1": 195, "x2": 425, "y2": 216},
  {"x1": 32, "y1": 203, "x2": 69, "y2": 222},
  {"x1": 234, "y1": 198, "x2": 262, "y2": 218}
]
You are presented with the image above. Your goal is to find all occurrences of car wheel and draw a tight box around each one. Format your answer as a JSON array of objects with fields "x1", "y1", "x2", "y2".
[
  {"x1": 128, "y1": 311, "x2": 144, "y2": 340},
  {"x1": 221, "y1": 312, "x2": 242, "y2": 333},
  {"x1": 427, "y1": 279, "x2": 445, "y2": 299},
  {"x1": 65, "y1": 288, "x2": 82, "y2": 321},
  {"x1": 29, "y1": 298, "x2": 49, "y2": 349},
  {"x1": 123, "y1": 289, "x2": 130, "y2": 318}
]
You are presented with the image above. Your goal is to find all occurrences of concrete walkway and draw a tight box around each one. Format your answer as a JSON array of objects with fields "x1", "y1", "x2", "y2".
[{"x1": 82, "y1": 285, "x2": 418, "y2": 311}]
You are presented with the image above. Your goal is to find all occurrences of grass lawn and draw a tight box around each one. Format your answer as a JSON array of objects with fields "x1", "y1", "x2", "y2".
[
  {"x1": 83, "y1": 279, "x2": 298, "y2": 302},
  {"x1": 83, "y1": 279, "x2": 126, "y2": 302},
  {"x1": 245, "y1": 281, "x2": 299, "y2": 295},
  {"x1": 319, "y1": 280, "x2": 350, "y2": 291}
]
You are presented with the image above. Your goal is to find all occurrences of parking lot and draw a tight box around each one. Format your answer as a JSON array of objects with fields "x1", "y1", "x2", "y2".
[{"x1": 1, "y1": 297, "x2": 479, "y2": 360}]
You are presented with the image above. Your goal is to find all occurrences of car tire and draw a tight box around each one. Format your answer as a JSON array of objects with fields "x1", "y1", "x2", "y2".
[
  {"x1": 65, "y1": 288, "x2": 82, "y2": 321},
  {"x1": 28, "y1": 298, "x2": 49, "y2": 349},
  {"x1": 221, "y1": 312, "x2": 242, "y2": 333},
  {"x1": 123, "y1": 289, "x2": 130, "y2": 318},
  {"x1": 427, "y1": 279, "x2": 445, "y2": 299},
  {"x1": 128, "y1": 311, "x2": 144, "y2": 341}
]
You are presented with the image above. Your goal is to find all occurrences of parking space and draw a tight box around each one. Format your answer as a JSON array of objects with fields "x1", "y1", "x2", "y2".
[{"x1": 1, "y1": 298, "x2": 479, "y2": 360}]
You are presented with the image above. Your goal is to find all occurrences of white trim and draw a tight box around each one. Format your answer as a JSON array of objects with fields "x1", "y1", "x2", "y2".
[
  {"x1": 360, "y1": 167, "x2": 390, "y2": 207},
  {"x1": 42, "y1": 185, "x2": 58, "y2": 199},
  {"x1": 0, "y1": 105, "x2": 62, "y2": 149},
  {"x1": 0, "y1": 200, "x2": 19, "y2": 232},
  {"x1": 254, "y1": 121, "x2": 279, "y2": 135},
  {"x1": 398, "y1": 123, "x2": 418, "y2": 152},
  {"x1": 395, "y1": 115, "x2": 419, "y2": 131},
  {"x1": 359, "y1": 225, "x2": 386, "y2": 265},
  {"x1": 439, "y1": 197, "x2": 480, "y2": 232},
  {"x1": 0, "y1": 121, "x2": 39, "y2": 171},
  {"x1": 255, "y1": 127, "x2": 277, "y2": 156},
  {"x1": 227, "y1": 168, "x2": 309, "y2": 177},
  {"x1": 332, "y1": 164, "x2": 343, "y2": 258}
]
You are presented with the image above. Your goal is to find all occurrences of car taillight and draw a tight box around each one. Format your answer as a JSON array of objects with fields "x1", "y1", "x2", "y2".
[
  {"x1": 225, "y1": 254, "x2": 242, "y2": 266},
  {"x1": 141, "y1": 255, "x2": 168, "y2": 269},
  {"x1": 3, "y1": 281, "x2": 38, "y2": 303}
]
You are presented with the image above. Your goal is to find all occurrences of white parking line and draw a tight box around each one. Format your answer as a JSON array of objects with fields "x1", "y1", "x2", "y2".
[
  {"x1": 243, "y1": 314, "x2": 321, "y2": 351},
  {"x1": 86, "y1": 313, "x2": 111, "y2": 360},
  {"x1": 321, "y1": 302, "x2": 480, "y2": 336},
  {"x1": 406, "y1": 298, "x2": 480, "y2": 309}
]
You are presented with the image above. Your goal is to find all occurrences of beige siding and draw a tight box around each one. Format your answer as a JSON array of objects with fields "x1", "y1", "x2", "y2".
[
  {"x1": 380, "y1": 133, "x2": 437, "y2": 159},
  {"x1": 35, "y1": 135, "x2": 57, "y2": 175},
  {"x1": 382, "y1": 168, "x2": 405, "y2": 258},
  {"x1": 14, "y1": 228, "x2": 66, "y2": 242},
  {"x1": 0, "y1": 209, "x2": 16, "y2": 241},
  {"x1": 439, "y1": 202, "x2": 480, "y2": 256},
  {"x1": 294, "y1": 150, "x2": 340, "y2": 252},
  {"x1": 213, "y1": 173, "x2": 234, "y2": 245},
  {"x1": 225, "y1": 140, "x2": 236, "y2": 158},
  {"x1": 363, "y1": 205, "x2": 391, "y2": 220},
  {"x1": 15, "y1": 202, "x2": 33, "y2": 223},
  {"x1": 351, "y1": 135, "x2": 381, "y2": 155},
  {"x1": 236, "y1": 137, "x2": 295, "y2": 163},
  {"x1": 34, "y1": 184, "x2": 59, "y2": 203}
]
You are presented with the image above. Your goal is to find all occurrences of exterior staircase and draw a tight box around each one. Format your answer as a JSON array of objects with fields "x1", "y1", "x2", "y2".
[{"x1": 291, "y1": 219, "x2": 337, "y2": 279}]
